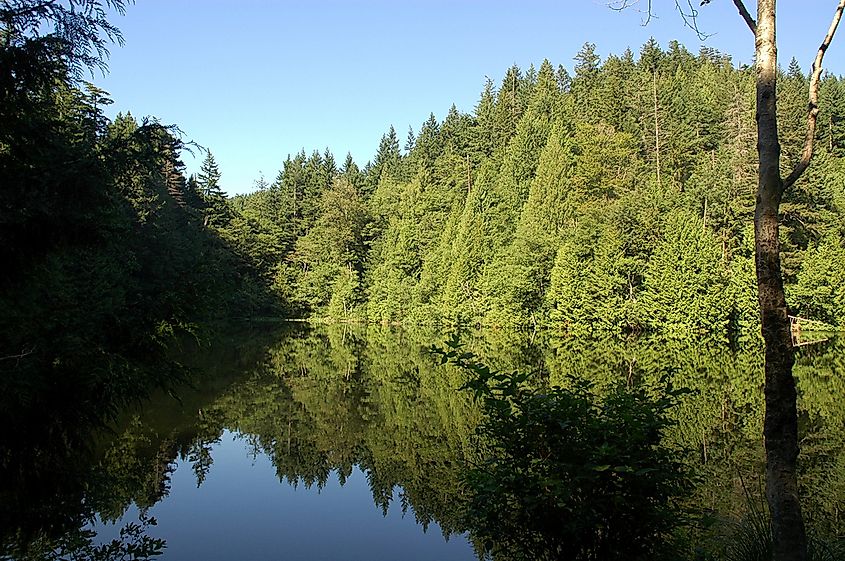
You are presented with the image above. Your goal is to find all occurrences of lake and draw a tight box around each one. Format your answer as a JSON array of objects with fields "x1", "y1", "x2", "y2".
[
  {"x1": 93, "y1": 437, "x2": 474, "y2": 561},
  {"x1": 2, "y1": 323, "x2": 844, "y2": 560}
]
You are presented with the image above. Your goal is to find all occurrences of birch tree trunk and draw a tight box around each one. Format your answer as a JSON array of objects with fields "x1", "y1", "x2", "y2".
[{"x1": 609, "y1": 0, "x2": 845, "y2": 557}]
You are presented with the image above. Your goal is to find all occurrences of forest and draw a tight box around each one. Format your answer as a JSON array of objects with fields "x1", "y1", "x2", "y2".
[
  {"x1": 5, "y1": 5, "x2": 845, "y2": 378},
  {"x1": 3, "y1": 1, "x2": 845, "y2": 560},
  {"x1": 227, "y1": 42, "x2": 845, "y2": 335}
]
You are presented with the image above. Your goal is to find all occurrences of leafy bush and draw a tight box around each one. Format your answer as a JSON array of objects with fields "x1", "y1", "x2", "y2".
[{"x1": 434, "y1": 336, "x2": 693, "y2": 561}]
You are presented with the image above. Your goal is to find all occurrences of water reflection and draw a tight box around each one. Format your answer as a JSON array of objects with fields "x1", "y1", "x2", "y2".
[
  {"x1": 93, "y1": 433, "x2": 473, "y2": 561},
  {"x1": 2, "y1": 324, "x2": 845, "y2": 559}
]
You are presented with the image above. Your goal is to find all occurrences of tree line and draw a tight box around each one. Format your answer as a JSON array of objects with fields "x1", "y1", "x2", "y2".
[
  {"x1": 0, "y1": 0, "x2": 280, "y2": 446},
  {"x1": 228, "y1": 40, "x2": 845, "y2": 334}
]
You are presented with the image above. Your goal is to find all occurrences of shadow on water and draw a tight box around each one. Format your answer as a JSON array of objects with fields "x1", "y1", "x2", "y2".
[
  {"x1": 2, "y1": 323, "x2": 845, "y2": 560},
  {"x1": 0, "y1": 322, "x2": 289, "y2": 560}
]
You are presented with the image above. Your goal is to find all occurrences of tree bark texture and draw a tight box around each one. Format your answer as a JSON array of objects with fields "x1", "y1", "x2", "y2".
[{"x1": 754, "y1": 2, "x2": 805, "y2": 560}]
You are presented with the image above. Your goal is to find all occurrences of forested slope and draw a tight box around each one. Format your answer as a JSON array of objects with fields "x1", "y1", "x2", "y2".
[
  {"x1": 235, "y1": 41, "x2": 845, "y2": 334},
  {"x1": 0, "y1": 3, "x2": 283, "y2": 426},
  {"x1": 5, "y1": 23, "x2": 845, "y2": 400}
]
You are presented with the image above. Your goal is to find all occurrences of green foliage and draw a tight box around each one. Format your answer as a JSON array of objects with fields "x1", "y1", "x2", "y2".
[
  {"x1": 9, "y1": 6, "x2": 845, "y2": 335},
  {"x1": 293, "y1": 177, "x2": 369, "y2": 315},
  {"x1": 244, "y1": 43, "x2": 845, "y2": 334},
  {"x1": 56, "y1": 514, "x2": 165, "y2": 561},
  {"x1": 712, "y1": 491, "x2": 845, "y2": 561},
  {"x1": 7, "y1": 326, "x2": 845, "y2": 559},
  {"x1": 0, "y1": 0, "x2": 285, "y2": 503},
  {"x1": 434, "y1": 336, "x2": 693, "y2": 561},
  {"x1": 202, "y1": 42, "x2": 845, "y2": 333},
  {"x1": 0, "y1": 0, "x2": 128, "y2": 79},
  {"x1": 726, "y1": 229, "x2": 760, "y2": 332},
  {"x1": 9, "y1": 3, "x2": 845, "y2": 558},
  {"x1": 196, "y1": 149, "x2": 230, "y2": 227},
  {"x1": 327, "y1": 265, "x2": 364, "y2": 320},
  {"x1": 546, "y1": 222, "x2": 629, "y2": 334},
  {"x1": 8, "y1": 513, "x2": 164, "y2": 561},
  {"x1": 637, "y1": 211, "x2": 729, "y2": 333},
  {"x1": 790, "y1": 234, "x2": 845, "y2": 326}
]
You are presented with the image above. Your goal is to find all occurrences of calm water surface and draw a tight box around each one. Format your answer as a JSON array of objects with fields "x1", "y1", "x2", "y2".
[
  {"x1": 3, "y1": 323, "x2": 845, "y2": 559},
  {"x1": 93, "y1": 431, "x2": 474, "y2": 561}
]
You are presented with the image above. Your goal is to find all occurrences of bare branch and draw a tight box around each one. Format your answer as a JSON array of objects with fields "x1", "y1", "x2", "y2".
[
  {"x1": 731, "y1": 0, "x2": 757, "y2": 35},
  {"x1": 609, "y1": 0, "x2": 713, "y2": 38},
  {"x1": 783, "y1": 0, "x2": 845, "y2": 190},
  {"x1": 607, "y1": 0, "x2": 654, "y2": 26},
  {"x1": 0, "y1": 347, "x2": 36, "y2": 364},
  {"x1": 675, "y1": 0, "x2": 711, "y2": 40}
]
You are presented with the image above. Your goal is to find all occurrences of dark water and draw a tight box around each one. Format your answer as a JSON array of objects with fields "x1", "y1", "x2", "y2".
[{"x1": 2, "y1": 323, "x2": 845, "y2": 560}]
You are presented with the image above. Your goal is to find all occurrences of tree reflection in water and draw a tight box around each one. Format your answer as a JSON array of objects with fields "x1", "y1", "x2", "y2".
[{"x1": 2, "y1": 323, "x2": 845, "y2": 560}]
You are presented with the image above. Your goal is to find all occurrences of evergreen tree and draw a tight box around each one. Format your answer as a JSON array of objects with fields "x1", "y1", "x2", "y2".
[
  {"x1": 818, "y1": 74, "x2": 845, "y2": 157},
  {"x1": 197, "y1": 149, "x2": 222, "y2": 196},
  {"x1": 197, "y1": 149, "x2": 229, "y2": 227},
  {"x1": 572, "y1": 42, "x2": 603, "y2": 122},
  {"x1": 366, "y1": 125, "x2": 402, "y2": 195},
  {"x1": 546, "y1": 224, "x2": 629, "y2": 335},
  {"x1": 405, "y1": 125, "x2": 416, "y2": 154},
  {"x1": 472, "y1": 79, "x2": 498, "y2": 158},
  {"x1": 791, "y1": 234, "x2": 845, "y2": 325},
  {"x1": 493, "y1": 65, "x2": 525, "y2": 148},
  {"x1": 193, "y1": 45, "x2": 845, "y2": 339},
  {"x1": 637, "y1": 211, "x2": 728, "y2": 333}
]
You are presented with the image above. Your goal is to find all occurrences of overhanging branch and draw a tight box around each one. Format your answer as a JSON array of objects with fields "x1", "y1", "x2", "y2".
[
  {"x1": 731, "y1": 0, "x2": 757, "y2": 35},
  {"x1": 607, "y1": 0, "x2": 655, "y2": 26},
  {"x1": 783, "y1": 0, "x2": 845, "y2": 190},
  {"x1": 675, "y1": 0, "x2": 711, "y2": 40}
]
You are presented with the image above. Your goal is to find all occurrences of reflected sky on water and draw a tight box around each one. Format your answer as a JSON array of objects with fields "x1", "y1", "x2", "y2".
[{"x1": 93, "y1": 429, "x2": 475, "y2": 561}]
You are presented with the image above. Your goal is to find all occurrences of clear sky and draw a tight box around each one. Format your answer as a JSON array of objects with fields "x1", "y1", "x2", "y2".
[{"x1": 93, "y1": 1, "x2": 845, "y2": 195}]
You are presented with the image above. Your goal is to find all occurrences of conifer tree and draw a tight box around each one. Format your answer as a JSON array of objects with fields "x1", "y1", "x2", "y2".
[
  {"x1": 572, "y1": 42, "x2": 603, "y2": 122},
  {"x1": 197, "y1": 149, "x2": 229, "y2": 227},
  {"x1": 818, "y1": 75, "x2": 845, "y2": 156},
  {"x1": 366, "y1": 126, "x2": 402, "y2": 195},
  {"x1": 197, "y1": 149, "x2": 221, "y2": 196},
  {"x1": 791, "y1": 234, "x2": 845, "y2": 325},
  {"x1": 546, "y1": 223, "x2": 628, "y2": 334},
  {"x1": 472, "y1": 79, "x2": 498, "y2": 158},
  {"x1": 493, "y1": 65, "x2": 525, "y2": 148},
  {"x1": 637, "y1": 211, "x2": 728, "y2": 333},
  {"x1": 405, "y1": 125, "x2": 416, "y2": 154}
]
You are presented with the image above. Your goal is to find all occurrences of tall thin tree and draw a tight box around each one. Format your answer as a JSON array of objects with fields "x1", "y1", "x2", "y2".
[
  {"x1": 740, "y1": 3, "x2": 845, "y2": 559},
  {"x1": 609, "y1": 1, "x2": 845, "y2": 559}
]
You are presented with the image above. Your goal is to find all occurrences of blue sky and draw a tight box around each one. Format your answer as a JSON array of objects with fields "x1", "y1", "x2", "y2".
[{"x1": 94, "y1": 1, "x2": 845, "y2": 195}]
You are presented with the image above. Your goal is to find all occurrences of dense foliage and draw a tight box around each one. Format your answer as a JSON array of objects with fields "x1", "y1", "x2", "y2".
[
  {"x1": 0, "y1": 1, "x2": 283, "y2": 524},
  {"x1": 0, "y1": 0, "x2": 283, "y2": 418},
  {"x1": 435, "y1": 337, "x2": 693, "y2": 560},
  {"x1": 4, "y1": 2, "x2": 845, "y2": 560},
  {"x1": 232, "y1": 42, "x2": 845, "y2": 333}
]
